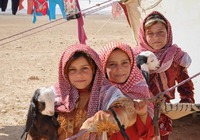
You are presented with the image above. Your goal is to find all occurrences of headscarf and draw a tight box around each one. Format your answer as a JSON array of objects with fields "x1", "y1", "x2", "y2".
[
  {"x1": 99, "y1": 41, "x2": 154, "y2": 117},
  {"x1": 134, "y1": 11, "x2": 191, "y2": 73},
  {"x1": 54, "y1": 44, "x2": 110, "y2": 118}
]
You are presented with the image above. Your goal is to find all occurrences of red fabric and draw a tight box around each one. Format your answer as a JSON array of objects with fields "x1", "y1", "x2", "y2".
[
  {"x1": 27, "y1": 0, "x2": 34, "y2": 14},
  {"x1": 76, "y1": 0, "x2": 87, "y2": 44},
  {"x1": 119, "y1": 2, "x2": 130, "y2": 26},
  {"x1": 133, "y1": 11, "x2": 195, "y2": 138},
  {"x1": 110, "y1": 115, "x2": 154, "y2": 140},
  {"x1": 99, "y1": 42, "x2": 149, "y2": 99},
  {"x1": 159, "y1": 114, "x2": 172, "y2": 136},
  {"x1": 18, "y1": 0, "x2": 24, "y2": 10},
  {"x1": 34, "y1": 0, "x2": 48, "y2": 15},
  {"x1": 99, "y1": 41, "x2": 155, "y2": 139}
]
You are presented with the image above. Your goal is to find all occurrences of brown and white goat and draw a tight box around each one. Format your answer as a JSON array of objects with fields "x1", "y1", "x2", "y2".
[
  {"x1": 136, "y1": 51, "x2": 160, "y2": 85},
  {"x1": 21, "y1": 87, "x2": 59, "y2": 140}
]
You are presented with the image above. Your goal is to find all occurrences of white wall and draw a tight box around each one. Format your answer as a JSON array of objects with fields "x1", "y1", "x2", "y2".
[{"x1": 154, "y1": 0, "x2": 200, "y2": 103}]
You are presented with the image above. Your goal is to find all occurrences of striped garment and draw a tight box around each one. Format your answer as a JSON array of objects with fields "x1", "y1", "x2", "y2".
[{"x1": 133, "y1": 11, "x2": 195, "y2": 137}]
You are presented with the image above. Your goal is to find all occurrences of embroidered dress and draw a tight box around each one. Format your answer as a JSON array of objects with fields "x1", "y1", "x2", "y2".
[
  {"x1": 133, "y1": 11, "x2": 195, "y2": 137},
  {"x1": 99, "y1": 41, "x2": 155, "y2": 140}
]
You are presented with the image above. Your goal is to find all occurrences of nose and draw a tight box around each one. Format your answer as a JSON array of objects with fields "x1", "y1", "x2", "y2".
[
  {"x1": 76, "y1": 70, "x2": 83, "y2": 77},
  {"x1": 116, "y1": 65, "x2": 123, "y2": 71}
]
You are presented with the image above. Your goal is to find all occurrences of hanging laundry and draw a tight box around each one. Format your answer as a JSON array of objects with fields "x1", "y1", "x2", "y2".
[
  {"x1": 32, "y1": 0, "x2": 50, "y2": 23},
  {"x1": 75, "y1": 0, "x2": 87, "y2": 44},
  {"x1": 49, "y1": 0, "x2": 66, "y2": 20},
  {"x1": 0, "y1": 0, "x2": 8, "y2": 12},
  {"x1": 0, "y1": 0, "x2": 19, "y2": 15},
  {"x1": 27, "y1": 0, "x2": 34, "y2": 14},
  {"x1": 19, "y1": 0, "x2": 24, "y2": 10},
  {"x1": 64, "y1": 0, "x2": 80, "y2": 20},
  {"x1": 112, "y1": 2, "x2": 122, "y2": 19},
  {"x1": 12, "y1": 0, "x2": 20, "y2": 15}
]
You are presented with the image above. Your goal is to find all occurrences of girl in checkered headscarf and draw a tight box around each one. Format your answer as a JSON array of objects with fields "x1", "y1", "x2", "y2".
[
  {"x1": 53, "y1": 44, "x2": 139, "y2": 140},
  {"x1": 99, "y1": 41, "x2": 155, "y2": 140},
  {"x1": 133, "y1": 11, "x2": 195, "y2": 140}
]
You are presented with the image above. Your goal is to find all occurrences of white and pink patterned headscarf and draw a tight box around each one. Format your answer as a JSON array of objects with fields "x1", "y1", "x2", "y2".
[
  {"x1": 54, "y1": 44, "x2": 110, "y2": 118},
  {"x1": 99, "y1": 41, "x2": 154, "y2": 117},
  {"x1": 134, "y1": 11, "x2": 191, "y2": 73}
]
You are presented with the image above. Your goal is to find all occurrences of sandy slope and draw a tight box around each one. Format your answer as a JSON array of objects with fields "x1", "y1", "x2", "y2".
[{"x1": 0, "y1": 14, "x2": 199, "y2": 140}]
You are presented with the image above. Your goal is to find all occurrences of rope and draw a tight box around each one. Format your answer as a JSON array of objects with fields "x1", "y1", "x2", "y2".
[
  {"x1": 89, "y1": 16, "x2": 113, "y2": 40},
  {"x1": 83, "y1": 2, "x2": 114, "y2": 16},
  {"x1": 0, "y1": 0, "x2": 118, "y2": 46},
  {"x1": 109, "y1": 108, "x2": 130, "y2": 140},
  {"x1": 0, "y1": 18, "x2": 62, "y2": 42},
  {"x1": 0, "y1": 20, "x2": 66, "y2": 47},
  {"x1": 81, "y1": 0, "x2": 113, "y2": 13},
  {"x1": 148, "y1": 72, "x2": 200, "y2": 102}
]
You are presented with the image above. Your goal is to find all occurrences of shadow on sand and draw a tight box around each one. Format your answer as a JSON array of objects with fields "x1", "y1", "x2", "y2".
[{"x1": 0, "y1": 125, "x2": 26, "y2": 140}]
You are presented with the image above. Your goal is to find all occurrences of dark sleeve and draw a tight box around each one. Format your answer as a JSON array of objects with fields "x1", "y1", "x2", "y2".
[{"x1": 176, "y1": 66, "x2": 195, "y2": 103}]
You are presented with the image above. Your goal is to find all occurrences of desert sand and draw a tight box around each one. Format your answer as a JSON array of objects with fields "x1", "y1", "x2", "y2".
[{"x1": 0, "y1": 14, "x2": 199, "y2": 140}]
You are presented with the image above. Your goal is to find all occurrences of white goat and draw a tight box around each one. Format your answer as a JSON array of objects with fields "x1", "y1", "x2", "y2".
[
  {"x1": 21, "y1": 87, "x2": 59, "y2": 140},
  {"x1": 136, "y1": 51, "x2": 160, "y2": 85}
]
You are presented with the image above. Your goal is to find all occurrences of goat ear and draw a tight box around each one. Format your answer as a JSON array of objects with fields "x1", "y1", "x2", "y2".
[
  {"x1": 21, "y1": 101, "x2": 36, "y2": 138},
  {"x1": 32, "y1": 88, "x2": 40, "y2": 103},
  {"x1": 141, "y1": 70, "x2": 149, "y2": 86}
]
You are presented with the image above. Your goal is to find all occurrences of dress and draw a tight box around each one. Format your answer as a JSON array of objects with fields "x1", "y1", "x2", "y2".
[
  {"x1": 53, "y1": 44, "x2": 137, "y2": 140},
  {"x1": 133, "y1": 11, "x2": 195, "y2": 137},
  {"x1": 99, "y1": 41, "x2": 155, "y2": 140}
]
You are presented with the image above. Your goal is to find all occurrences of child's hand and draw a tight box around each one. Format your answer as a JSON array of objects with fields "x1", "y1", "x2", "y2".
[{"x1": 133, "y1": 99, "x2": 148, "y2": 116}]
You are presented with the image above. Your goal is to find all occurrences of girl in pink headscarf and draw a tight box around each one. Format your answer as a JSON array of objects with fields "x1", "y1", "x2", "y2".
[
  {"x1": 99, "y1": 41, "x2": 155, "y2": 140},
  {"x1": 53, "y1": 44, "x2": 141, "y2": 140},
  {"x1": 133, "y1": 11, "x2": 195, "y2": 140}
]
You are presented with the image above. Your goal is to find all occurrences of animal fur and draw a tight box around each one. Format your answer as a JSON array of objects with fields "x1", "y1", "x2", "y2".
[
  {"x1": 21, "y1": 87, "x2": 59, "y2": 140},
  {"x1": 136, "y1": 51, "x2": 160, "y2": 85}
]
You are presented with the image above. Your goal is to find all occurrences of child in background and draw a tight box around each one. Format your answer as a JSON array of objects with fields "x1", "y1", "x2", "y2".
[
  {"x1": 99, "y1": 41, "x2": 155, "y2": 140},
  {"x1": 133, "y1": 11, "x2": 195, "y2": 140}
]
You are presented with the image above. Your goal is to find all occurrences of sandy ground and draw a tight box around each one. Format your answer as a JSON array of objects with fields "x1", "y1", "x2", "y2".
[{"x1": 0, "y1": 14, "x2": 200, "y2": 140}]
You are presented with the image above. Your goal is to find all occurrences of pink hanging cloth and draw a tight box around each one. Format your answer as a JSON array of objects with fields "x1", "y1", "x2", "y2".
[{"x1": 75, "y1": 0, "x2": 87, "y2": 44}]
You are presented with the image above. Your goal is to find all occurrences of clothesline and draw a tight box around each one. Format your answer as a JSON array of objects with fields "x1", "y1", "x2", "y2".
[{"x1": 0, "y1": 0, "x2": 117, "y2": 47}]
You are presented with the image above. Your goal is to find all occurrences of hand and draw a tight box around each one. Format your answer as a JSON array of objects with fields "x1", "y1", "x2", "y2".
[
  {"x1": 80, "y1": 110, "x2": 118, "y2": 134},
  {"x1": 133, "y1": 99, "x2": 148, "y2": 116}
]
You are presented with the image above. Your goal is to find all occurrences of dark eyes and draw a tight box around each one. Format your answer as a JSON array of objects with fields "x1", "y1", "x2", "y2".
[
  {"x1": 68, "y1": 68, "x2": 76, "y2": 72},
  {"x1": 108, "y1": 61, "x2": 129, "y2": 67}
]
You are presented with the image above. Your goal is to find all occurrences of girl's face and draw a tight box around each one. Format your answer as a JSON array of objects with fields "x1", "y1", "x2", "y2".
[
  {"x1": 67, "y1": 56, "x2": 94, "y2": 90},
  {"x1": 145, "y1": 22, "x2": 168, "y2": 50},
  {"x1": 106, "y1": 49, "x2": 131, "y2": 83}
]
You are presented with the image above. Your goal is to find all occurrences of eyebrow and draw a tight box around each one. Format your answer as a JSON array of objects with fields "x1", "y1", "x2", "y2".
[
  {"x1": 108, "y1": 59, "x2": 130, "y2": 63},
  {"x1": 69, "y1": 64, "x2": 90, "y2": 68}
]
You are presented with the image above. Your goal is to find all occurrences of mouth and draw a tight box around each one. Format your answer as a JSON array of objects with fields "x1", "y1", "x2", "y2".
[
  {"x1": 75, "y1": 80, "x2": 86, "y2": 83},
  {"x1": 156, "y1": 66, "x2": 160, "y2": 69},
  {"x1": 116, "y1": 74, "x2": 126, "y2": 78}
]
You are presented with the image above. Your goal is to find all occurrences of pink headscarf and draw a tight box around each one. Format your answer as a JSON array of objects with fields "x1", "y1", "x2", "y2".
[
  {"x1": 99, "y1": 41, "x2": 154, "y2": 117},
  {"x1": 54, "y1": 44, "x2": 110, "y2": 118},
  {"x1": 134, "y1": 11, "x2": 191, "y2": 72}
]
